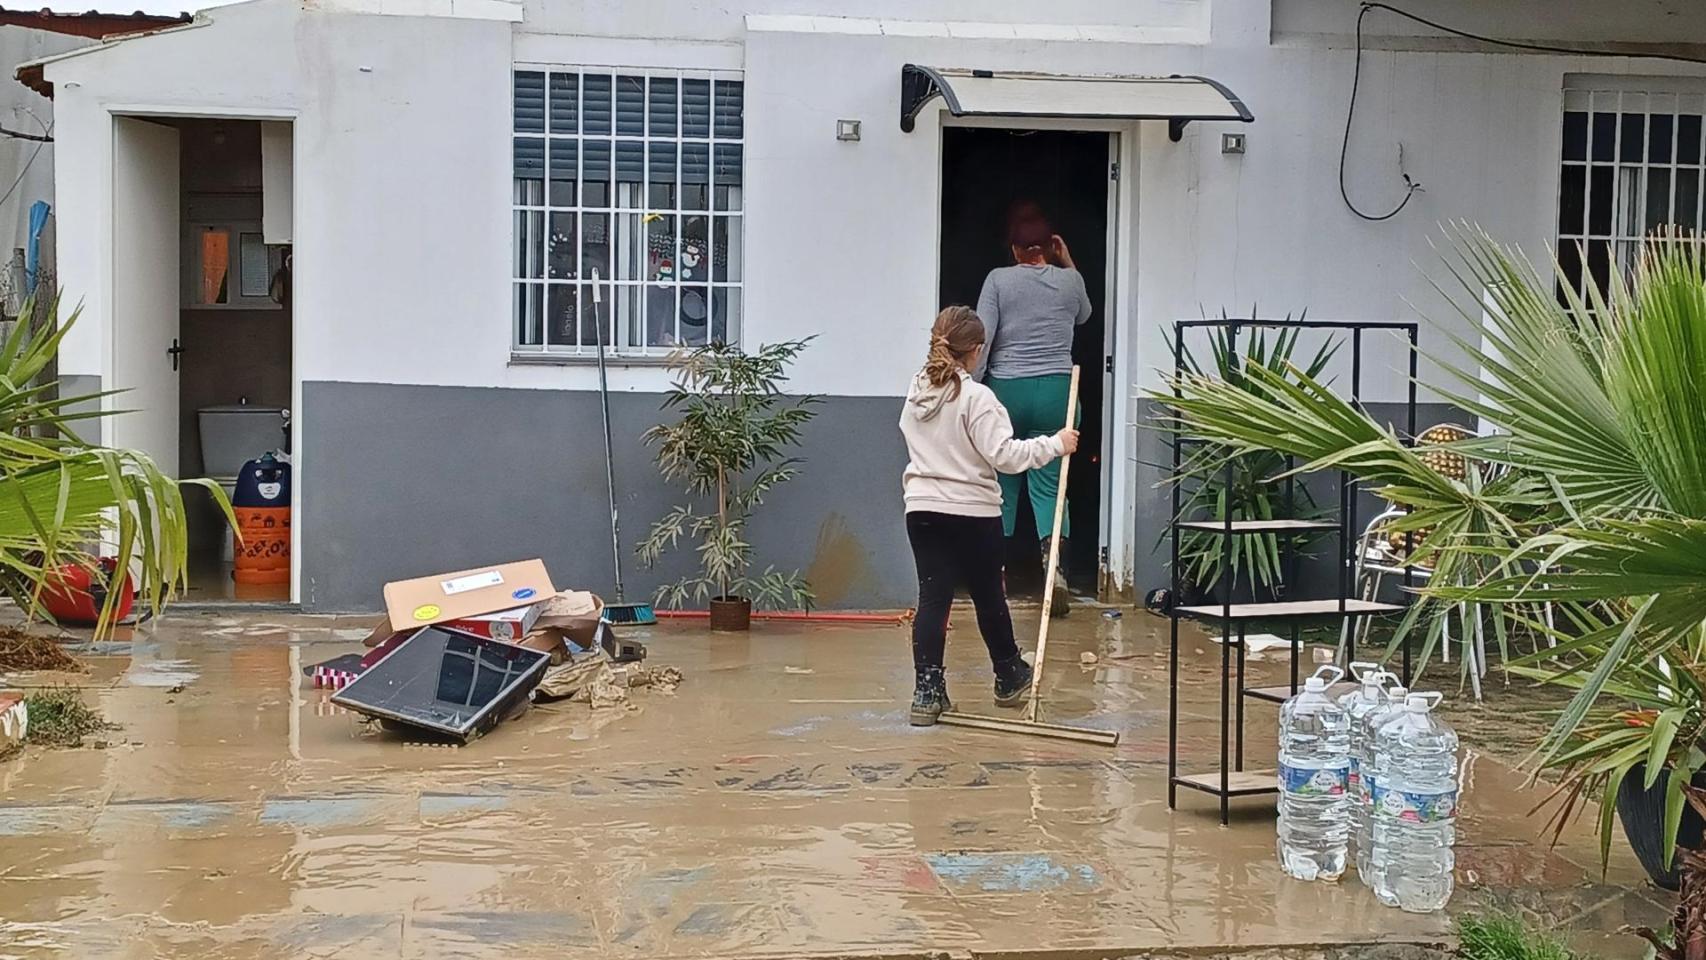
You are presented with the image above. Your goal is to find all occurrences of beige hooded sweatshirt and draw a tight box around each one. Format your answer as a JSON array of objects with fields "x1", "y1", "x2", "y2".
[{"x1": 899, "y1": 370, "x2": 1065, "y2": 517}]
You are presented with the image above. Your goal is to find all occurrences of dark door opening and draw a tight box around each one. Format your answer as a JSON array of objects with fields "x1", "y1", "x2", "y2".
[{"x1": 938, "y1": 127, "x2": 1110, "y2": 598}]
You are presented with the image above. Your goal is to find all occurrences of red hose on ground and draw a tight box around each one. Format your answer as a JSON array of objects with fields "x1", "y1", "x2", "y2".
[{"x1": 653, "y1": 609, "x2": 910, "y2": 625}]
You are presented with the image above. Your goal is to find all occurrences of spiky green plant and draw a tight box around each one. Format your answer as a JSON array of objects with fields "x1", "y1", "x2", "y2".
[
  {"x1": 1153, "y1": 227, "x2": 1706, "y2": 867},
  {"x1": 637, "y1": 338, "x2": 819, "y2": 611},
  {"x1": 1163, "y1": 315, "x2": 1337, "y2": 598},
  {"x1": 0, "y1": 295, "x2": 230, "y2": 633}
]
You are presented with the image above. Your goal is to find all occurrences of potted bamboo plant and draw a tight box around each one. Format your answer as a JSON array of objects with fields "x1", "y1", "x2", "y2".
[{"x1": 637, "y1": 338, "x2": 818, "y2": 630}]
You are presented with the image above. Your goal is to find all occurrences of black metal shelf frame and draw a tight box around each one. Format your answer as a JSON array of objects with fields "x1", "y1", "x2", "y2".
[{"x1": 1164, "y1": 316, "x2": 1421, "y2": 824}]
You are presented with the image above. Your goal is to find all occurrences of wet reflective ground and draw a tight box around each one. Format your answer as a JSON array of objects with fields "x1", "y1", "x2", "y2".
[{"x1": 0, "y1": 609, "x2": 1666, "y2": 959}]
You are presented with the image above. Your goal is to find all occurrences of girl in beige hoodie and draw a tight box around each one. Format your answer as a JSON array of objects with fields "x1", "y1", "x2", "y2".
[{"x1": 898, "y1": 306, "x2": 1078, "y2": 726}]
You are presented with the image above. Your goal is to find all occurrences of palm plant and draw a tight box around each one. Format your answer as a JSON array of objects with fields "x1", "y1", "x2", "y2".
[
  {"x1": 1153, "y1": 226, "x2": 1706, "y2": 869},
  {"x1": 637, "y1": 338, "x2": 819, "y2": 611},
  {"x1": 1164, "y1": 316, "x2": 1336, "y2": 599},
  {"x1": 2, "y1": 296, "x2": 226, "y2": 632}
]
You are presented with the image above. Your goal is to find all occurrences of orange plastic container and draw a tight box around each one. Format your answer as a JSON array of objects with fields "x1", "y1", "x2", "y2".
[{"x1": 234, "y1": 506, "x2": 290, "y2": 585}]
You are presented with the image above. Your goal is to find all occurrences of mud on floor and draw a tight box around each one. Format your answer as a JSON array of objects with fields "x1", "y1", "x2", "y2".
[{"x1": 0, "y1": 608, "x2": 1669, "y2": 960}]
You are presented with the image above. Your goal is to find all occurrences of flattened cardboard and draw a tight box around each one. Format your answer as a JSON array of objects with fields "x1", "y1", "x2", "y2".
[{"x1": 382, "y1": 560, "x2": 555, "y2": 633}]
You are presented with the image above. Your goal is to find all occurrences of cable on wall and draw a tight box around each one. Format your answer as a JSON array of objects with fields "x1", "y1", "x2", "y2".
[{"x1": 1340, "y1": 1, "x2": 1706, "y2": 222}]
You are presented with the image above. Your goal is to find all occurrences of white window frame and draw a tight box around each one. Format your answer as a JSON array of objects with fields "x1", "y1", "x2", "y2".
[
  {"x1": 511, "y1": 65, "x2": 745, "y2": 360},
  {"x1": 1556, "y1": 78, "x2": 1706, "y2": 301}
]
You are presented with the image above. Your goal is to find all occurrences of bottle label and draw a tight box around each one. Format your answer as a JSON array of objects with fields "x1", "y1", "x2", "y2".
[
  {"x1": 1348, "y1": 758, "x2": 1360, "y2": 789},
  {"x1": 1371, "y1": 783, "x2": 1456, "y2": 823},
  {"x1": 1279, "y1": 762, "x2": 1348, "y2": 797}
]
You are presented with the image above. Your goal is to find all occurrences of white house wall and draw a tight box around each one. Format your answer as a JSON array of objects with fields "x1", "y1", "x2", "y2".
[{"x1": 40, "y1": 0, "x2": 1706, "y2": 609}]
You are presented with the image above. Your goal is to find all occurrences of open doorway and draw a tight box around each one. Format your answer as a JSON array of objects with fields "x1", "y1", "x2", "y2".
[
  {"x1": 109, "y1": 115, "x2": 294, "y2": 602},
  {"x1": 938, "y1": 126, "x2": 1111, "y2": 598}
]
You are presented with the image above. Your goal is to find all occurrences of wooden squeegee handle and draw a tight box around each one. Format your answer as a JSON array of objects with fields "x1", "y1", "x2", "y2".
[{"x1": 1027, "y1": 364, "x2": 1079, "y2": 723}]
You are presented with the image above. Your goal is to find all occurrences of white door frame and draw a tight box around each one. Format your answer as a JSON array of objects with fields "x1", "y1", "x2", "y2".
[
  {"x1": 932, "y1": 115, "x2": 1138, "y2": 597},
  {"x1": 104, "y1": 105, "x2": 303, "y2": 604}
]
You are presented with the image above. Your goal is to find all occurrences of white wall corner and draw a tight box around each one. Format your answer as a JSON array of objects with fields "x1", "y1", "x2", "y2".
[{"x1": 1208, "y1": 0, "x2": 1271, "y2": 47}]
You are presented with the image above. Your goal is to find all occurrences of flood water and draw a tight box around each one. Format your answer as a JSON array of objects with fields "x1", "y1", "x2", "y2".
[{"x1": 0, "y1": 610, "x2": 1666, "y2": 959}]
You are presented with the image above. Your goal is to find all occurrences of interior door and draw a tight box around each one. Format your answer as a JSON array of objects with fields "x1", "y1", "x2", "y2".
[{"x1": 111, "y1": 116, "x2": 181, "y2": 475}]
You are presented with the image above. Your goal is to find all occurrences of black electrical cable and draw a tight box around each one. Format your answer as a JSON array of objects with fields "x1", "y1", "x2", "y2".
[
  {"x1": 0, "y1": 111, "x2": 53, "y2": 212},
  {"x1": 1340, "y1": 3, "x2": 1419, "y2": 221},
  {"x1": 1339, "y1": 1, "x2": 1706, "y2": 222},
  {"x1": 0, "y1": 126, "x2": 51, "y2": 143},
  {"x1": 1361, "y1": 1, "x2": 1706, "y2": 66}
]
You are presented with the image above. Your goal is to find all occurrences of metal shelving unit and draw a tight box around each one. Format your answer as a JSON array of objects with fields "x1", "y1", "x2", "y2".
[{"x1": 1164, "y1": 317, "x2": 1420, "y2": 824}]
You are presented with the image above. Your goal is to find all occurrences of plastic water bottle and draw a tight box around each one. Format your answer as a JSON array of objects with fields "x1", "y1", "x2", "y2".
[
  {"x1": 1355, "y1": 682, "x2": 1408, "y2": 886},
  {"x1": 1337, "y1": 663, "x2": 1393, "y2": 882},
  {"x1": 1277, "y1": 665, "x2": 1351, "y2": 881},
  {"x1": 1369, "y1": 692, "x2": 1458, "y2": 912}
]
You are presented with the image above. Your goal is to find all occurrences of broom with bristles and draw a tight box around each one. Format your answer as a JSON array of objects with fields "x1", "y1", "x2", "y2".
[
  {"x1": 938, "y1": 366, "x2": 1117, "y2": 746},
  {"x1": 590, "y1": 274, "x2": 656, "y2": 626}
]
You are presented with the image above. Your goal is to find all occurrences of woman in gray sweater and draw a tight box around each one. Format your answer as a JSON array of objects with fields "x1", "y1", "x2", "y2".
[{"x1": 974, "y1": 212, "x2": 1092, "y2": 616}]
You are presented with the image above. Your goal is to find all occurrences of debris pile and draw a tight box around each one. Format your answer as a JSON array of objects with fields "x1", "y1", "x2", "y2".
[
  {"x1": 302, "y1": 558, "x2": 676, "y2": 743},
  {"x1": 0, "y1": 627, "x2": 84, "y2": 673},
  {"x1": 22, "y1": 686, "x2": 114, "y2": 747}
]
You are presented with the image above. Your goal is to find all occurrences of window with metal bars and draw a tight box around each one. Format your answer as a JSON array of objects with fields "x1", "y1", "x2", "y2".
[
  {"x1": 512, "y1": 68, "x2": 744, "y2": 357},
  {"x1": 1556, "y1": 85, "x2": 1705, "y2": 304}
]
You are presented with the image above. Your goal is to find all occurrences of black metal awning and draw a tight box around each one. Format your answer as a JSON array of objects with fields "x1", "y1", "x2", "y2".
[{"x1": 900, "y1": 64, "x2": 1253, "y2": 141}]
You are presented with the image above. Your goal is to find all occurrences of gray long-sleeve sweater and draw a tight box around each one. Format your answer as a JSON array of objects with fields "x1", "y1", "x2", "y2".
[{"x1": 973, "y1": 263, "x2": 1092, "y2": 381}]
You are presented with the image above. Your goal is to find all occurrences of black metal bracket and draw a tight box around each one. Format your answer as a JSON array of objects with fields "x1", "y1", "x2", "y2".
[{"x1": 900, "y1": 64, "x2": 956, "y2": 133}]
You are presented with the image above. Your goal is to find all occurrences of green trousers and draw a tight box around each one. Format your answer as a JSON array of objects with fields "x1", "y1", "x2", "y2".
[{"x1": 986, "y1": 373, "x2": 1077, "y2": 541}]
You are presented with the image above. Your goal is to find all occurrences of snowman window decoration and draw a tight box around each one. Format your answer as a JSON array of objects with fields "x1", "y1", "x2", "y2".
[{"x1": 680, "y1": 239, "x2": 704, "y2": 281}]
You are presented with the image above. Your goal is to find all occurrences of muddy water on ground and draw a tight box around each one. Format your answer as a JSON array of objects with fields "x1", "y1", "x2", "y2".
[{"x1": 0, "y1": 610, "x2": 1664, "y2": 959}]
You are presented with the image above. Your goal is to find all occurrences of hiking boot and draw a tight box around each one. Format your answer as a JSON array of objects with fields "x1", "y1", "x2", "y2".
[
  {"x1": 993, "y1": 653, "x2": 1034, "y2": 707},
  {"x1": 910, "y1": 665, "x2": 952, "y2": 726},
  {"x1": 1041, "y1": 537, "x2": 1071, "y2": 618}
]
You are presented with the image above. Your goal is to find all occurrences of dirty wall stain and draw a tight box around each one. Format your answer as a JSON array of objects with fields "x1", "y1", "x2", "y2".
[{"x1": 804, "y1": 513, "x2": 879, "y2": 607}]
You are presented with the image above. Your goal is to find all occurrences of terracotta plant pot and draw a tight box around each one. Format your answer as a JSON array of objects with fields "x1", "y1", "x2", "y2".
[
  {"x1": 1616, "y1": 763, "x2": 1706, "y2": 890},
  {"x1": 708, "y1": 596, "x2": 752, "y2": 632}
]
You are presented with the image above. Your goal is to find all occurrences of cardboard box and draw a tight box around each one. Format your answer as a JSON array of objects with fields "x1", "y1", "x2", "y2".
[
  {"x1": 514, "y1": 626, "x2": 570, "y2": 665},
  {"x1": 381, "y1": 559, "x2": 555, "y2": 633},
  {"x1": 535, "y1": 590, "x2": 604, "y2": 649},
  {"x1": 441, "y1": 603, "x2": 543, "y2": 642}
]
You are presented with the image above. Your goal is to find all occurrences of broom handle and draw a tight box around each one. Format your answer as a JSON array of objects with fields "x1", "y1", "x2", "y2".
[{"x1": 1027, "y1": 365, "x2": 1079, "y2": 723}]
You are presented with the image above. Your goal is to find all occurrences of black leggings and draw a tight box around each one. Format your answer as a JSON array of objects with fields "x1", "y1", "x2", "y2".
[{"x1": 906, "y1": 511, "x2": 1020, "y2": 670}]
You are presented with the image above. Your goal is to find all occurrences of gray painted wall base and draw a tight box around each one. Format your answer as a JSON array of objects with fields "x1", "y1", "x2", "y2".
[
  {"x1": 301, "y1": 381, "x2": 914, "y2": 612},
  {"x1": 299, "y1": 384, "x2": 1460, "y2": 614}
]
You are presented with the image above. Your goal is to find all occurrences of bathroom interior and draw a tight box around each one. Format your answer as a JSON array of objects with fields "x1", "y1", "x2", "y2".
[{"x1": 174, "y1": 118, "x2": 293, "y2": 602}]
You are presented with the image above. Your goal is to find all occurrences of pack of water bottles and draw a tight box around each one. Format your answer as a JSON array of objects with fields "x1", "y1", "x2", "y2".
[{"x1": 1275, "y1": 662, "x2": 1459, "y2": 912}]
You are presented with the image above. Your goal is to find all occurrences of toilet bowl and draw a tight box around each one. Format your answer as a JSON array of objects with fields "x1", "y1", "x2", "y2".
[{"x1": 198, "y1": 404, "x2": 287, "y2": 563}]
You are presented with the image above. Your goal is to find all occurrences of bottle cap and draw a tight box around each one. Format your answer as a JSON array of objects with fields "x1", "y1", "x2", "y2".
[
  {"x1": 1406, "y1": 692, "x2": 1431, "y2": 712},
  {"x1": 1388, "y1": 685, "x2": 1409, "y2": 699},
  {"x1": 1304, "y1": 676, "x2": 1326, "y2": 693}
]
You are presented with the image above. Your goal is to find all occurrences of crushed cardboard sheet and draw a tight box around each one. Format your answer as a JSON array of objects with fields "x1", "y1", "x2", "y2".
[
  {"x1": 626, "y1": 665, "x2": 684, "y2": 692},
  {"x1": 535, "y1": 652, "x2": 684, "y2": 708}
]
